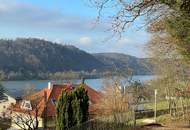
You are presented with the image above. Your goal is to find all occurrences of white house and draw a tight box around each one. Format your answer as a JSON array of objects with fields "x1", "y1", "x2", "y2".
[{"x1": 0, "y1": 93, "x2": 16, "y2": 118}]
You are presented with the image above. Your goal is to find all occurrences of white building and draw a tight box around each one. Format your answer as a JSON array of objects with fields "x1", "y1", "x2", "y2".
[{"x1": 0, "y1": 93, "x2": 16, "y2": 118}]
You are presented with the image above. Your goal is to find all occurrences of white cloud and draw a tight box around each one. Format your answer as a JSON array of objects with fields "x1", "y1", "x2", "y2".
[
  {"x1": 0, "y1": 0, "x2": 108, "y2": 33},
  {"x1": 79, "y1": 37, "x2": 92, "y2": 45},
  {"x1": 118, "y1": 37, "x2": 130, "y2": 45},
  {"x1": 0, "y1": 0, "x2": 13, "y2": 10},
  {"x1": 0, "y1": 4, "x2": 9, "y2": 11}
]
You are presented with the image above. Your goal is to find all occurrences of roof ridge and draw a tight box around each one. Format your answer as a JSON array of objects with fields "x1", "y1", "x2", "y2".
[{"x1": 39, "y1": 85, "x2": 54, "y2": 117}]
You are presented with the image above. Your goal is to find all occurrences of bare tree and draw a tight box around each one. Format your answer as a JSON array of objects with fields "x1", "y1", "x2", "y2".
[
  {"x1": 12, "y1": 104, "x2": 39, "y2": 130},
  {"x1": 96, "y1": 76, "x2": 133, "y2": 125},
  {"x1": 88, "y1": 0, "x2": 173, "y2": 35},
  {"x1": 146, "y1": 20, "x2": 189, "y2": 117},
  {"x1": 11, "y1": 91, "x2": 47, "y2": 130},
  {"x1": 23, "y1": 85, "x2": 37, "y2": 97}
]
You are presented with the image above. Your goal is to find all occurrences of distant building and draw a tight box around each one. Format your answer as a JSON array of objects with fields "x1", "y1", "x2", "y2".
[
  {"x1": 127, "y1": 90, "x2": 147, "y2": 112},
  {"x1": 11, "y1": 82, "x2": 101, "y2": 129}
]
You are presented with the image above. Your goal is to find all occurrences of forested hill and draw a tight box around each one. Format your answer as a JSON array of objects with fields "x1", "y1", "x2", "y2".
[
  {"x1": 93, "y1": 53, "x2": 152, "y2": 75},
  {"x1": 0, "y1": 38, "x2": 152, "y2": 80},
  {"x1": 0, "y1": 38, "x2": 104, "y2": 72}
]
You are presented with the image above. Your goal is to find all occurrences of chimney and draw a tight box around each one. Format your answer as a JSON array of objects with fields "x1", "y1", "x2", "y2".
[
  {"x1": 48, "y1": 82, "x2": 52, "y2": 89},
  {"x1": 15, "y1": 96, "x2": 22, "y2": 104}
]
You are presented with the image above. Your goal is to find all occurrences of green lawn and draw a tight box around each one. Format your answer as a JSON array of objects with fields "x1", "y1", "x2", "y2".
[
  {"x1": 145, "y1": 98, "x2": 190, "y2": 110},
  {"x1": 145, "y1": 100, "x2": 169, "y2": 110},
  {"x1": 88, "y1": 98, "x2": 190, "y2": 130}
]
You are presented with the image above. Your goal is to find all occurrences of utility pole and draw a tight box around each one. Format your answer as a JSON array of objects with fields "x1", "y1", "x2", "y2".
[{"x1": 154, "y1": 89, "x2": 157, "y2": 123}]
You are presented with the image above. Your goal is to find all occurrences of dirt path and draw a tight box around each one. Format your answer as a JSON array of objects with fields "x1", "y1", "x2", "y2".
[
  {"x1": 139, "y1": 126, "x2": 190, "y2": 130},
  {"x1": 138, "y1": 124, "x2": 190, "y2": 130}
]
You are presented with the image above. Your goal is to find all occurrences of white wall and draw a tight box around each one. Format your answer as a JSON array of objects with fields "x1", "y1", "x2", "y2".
[{"x1": 0, "y1": 93, "x2": 16, "y2": 118}]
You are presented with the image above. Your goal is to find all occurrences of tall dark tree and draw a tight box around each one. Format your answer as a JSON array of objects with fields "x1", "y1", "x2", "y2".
[
  {"x1": 72, "y1": 85, "x2": 89, "y2": 126},
  {"x1": 0, "y1": 83, "x2": 6, "y2": 100},
  {"x1": 56, "y1": 84, "x2": 89, "y2": 129},
  {"x1": 56, "y1": 91, "x2": 73, "y2": 130}
]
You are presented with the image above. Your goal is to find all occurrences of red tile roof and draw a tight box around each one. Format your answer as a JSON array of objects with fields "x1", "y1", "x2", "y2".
[{"x1": 11, "y1": 83, "x2": 101, "y2": 117}]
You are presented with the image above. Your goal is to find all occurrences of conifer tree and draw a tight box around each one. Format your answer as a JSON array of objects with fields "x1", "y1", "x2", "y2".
[
  {"x1": 72, "y1": 83, "x2": 89, "y2": 126},
  {"x1": 56, "y1": 80, "x2": 89, "y2": 129},
  {"x1": 56, "y1": 90, "x2": 73, "y2": 130},
  {"x1": 0, "y1": 83, "x2": 6, "y2": 100}
]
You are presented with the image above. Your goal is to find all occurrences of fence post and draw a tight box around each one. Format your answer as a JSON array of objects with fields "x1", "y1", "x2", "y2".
[{"x1": 154, "y1": 89, "x2": 157, "y2": 123}]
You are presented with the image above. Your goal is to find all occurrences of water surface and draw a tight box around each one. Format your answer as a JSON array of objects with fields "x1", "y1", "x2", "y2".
[{"x1": 2, "y1": 75, "x2": 155, "y2": 97}]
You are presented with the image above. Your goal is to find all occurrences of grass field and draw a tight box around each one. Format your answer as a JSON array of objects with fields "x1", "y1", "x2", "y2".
[{"x1": 145, "y1": 98, "x2": 190, "y2": 111}]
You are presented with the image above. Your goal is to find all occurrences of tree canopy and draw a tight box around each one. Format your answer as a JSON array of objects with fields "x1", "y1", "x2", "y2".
[
  {"x1": 56, "y1": 85, "x2": 89, "y2": 130},
  {"x1": 90, "y1": 0, "x2": 190, "y2": 60}
]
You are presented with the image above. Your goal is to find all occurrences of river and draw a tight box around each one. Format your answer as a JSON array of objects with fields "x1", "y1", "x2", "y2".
[{"x1": 1, "y1": 75, "x2": 155, "y2": 97}]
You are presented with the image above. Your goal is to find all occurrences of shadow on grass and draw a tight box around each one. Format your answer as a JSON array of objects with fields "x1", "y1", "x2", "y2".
[
  {"x1": 68, "y1": 120, "x2": 134, "y2": 130},
  {"x1": 0, "y1": 118, "x2": 11, "y2": 130}
]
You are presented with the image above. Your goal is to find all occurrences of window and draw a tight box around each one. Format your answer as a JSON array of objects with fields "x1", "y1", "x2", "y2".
[
  {"x1": 51, "y1": 98, "x2": 57, "y2": 106},
  {"x1": 21, "y1": 100, "x2": 32, "y2": 110},
  {"x1": 25, "y1": 103, "x2": 31, "y2": 108}
]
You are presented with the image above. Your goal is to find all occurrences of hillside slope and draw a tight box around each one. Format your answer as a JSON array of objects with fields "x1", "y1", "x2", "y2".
[
  {"x1": 0, "y1": 38, "x2": 104, "y2": 73},
  {"x1": 93, "y1": 53, "x2": 152, "y2": 75},
  {"x1": 0, "y1": 38, "x2": 152, "y2": 80}
]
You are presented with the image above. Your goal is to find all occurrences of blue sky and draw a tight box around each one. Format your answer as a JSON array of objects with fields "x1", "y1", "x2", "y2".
[{"x1": 0, "y1": 0, "x2": 150, "y2": 57}]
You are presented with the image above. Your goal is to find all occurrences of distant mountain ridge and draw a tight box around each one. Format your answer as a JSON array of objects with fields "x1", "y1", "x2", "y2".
[
  {"x1": 93, "y1": 53, "x2": 152, "y2": 75},
  {"x1": 0, "y1": 38, "x2": 152, "y2": 80}
]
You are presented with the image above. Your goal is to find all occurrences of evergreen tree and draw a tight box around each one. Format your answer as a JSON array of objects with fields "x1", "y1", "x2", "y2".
[
  {"x1": 56, "y1": 90, "x2": 73, "y2": 130},
  {"x1": 0, "y1": 83, "x2": 6, "y2": 100},
  {"x1": 72, "y1": 84, "x2": 89, "y2": 126},
  {"x1": 81, "y1": 77, "x2": 85, "y2": 85},
  {"x1": 56, "y1": 91, "x2": 64, "y2": 130},
  {"x1": 56, "y1": 83, "x2": 89, "y2": 129}
]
